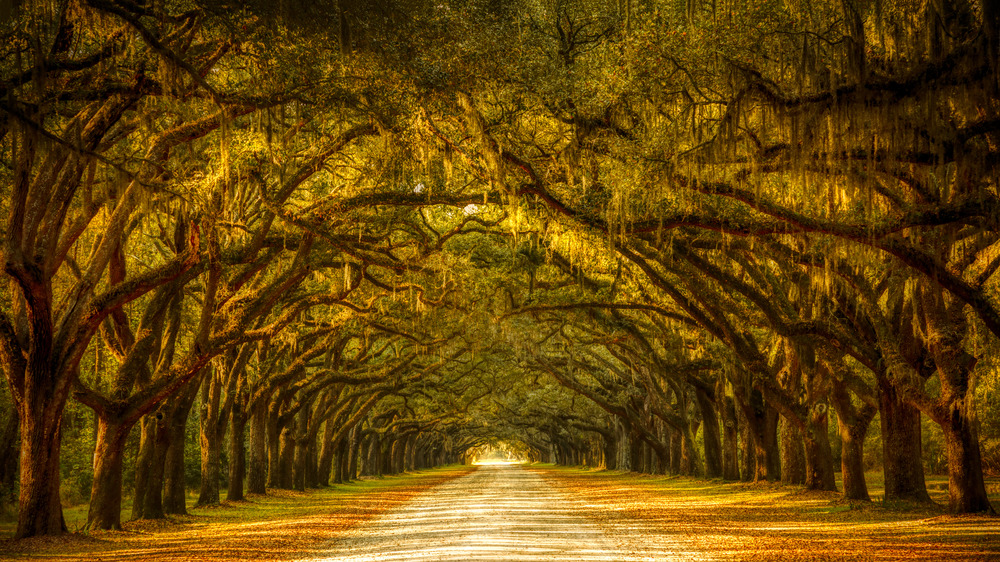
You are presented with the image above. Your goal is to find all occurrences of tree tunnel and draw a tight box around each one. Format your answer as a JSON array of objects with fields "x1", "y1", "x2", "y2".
[{"x1": 2, "y1": 0, "x2": 1000, "y2": 540}]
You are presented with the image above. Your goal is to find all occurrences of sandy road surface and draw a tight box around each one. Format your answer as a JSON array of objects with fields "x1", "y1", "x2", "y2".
[{"x1": 312, "y1": 463, "x2": 621, "y2": 561}]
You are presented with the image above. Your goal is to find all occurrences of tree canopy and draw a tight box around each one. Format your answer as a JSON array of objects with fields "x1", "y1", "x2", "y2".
[{"x1": 2, "y1": 0, "x2": 999, "y2": 539}]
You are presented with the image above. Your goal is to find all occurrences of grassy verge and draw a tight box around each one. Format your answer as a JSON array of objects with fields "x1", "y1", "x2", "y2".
[
  {"x1": 0, "y1": 465, "x2": 475, "y2": 561},
  {"x1": 530, "y1": 465, "x2": 1000, "y2": 561}
]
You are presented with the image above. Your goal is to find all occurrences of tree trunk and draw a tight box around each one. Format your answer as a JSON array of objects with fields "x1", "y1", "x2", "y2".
[
  {"x1": 333, "y1": 438, "x2": 346, "y2": 484},
  {"x1": 196, "y1": 422, "x2": 222, "y2": 505},
  {"x1": 941, "y1": 396, "x2": 994, "y2": 513},
  {"x1": 602, "y1": 431, "x2": 617, "y2": 470},
  {"x1": 669, "y1": 428, "x2": 682, "y2": 474},
  {"x1": 247, "y1": 403, "x2": 268, "y2": 495},
  {"x1": 920, "y1": 286, "x2": 994, "y2": 514},
  {"x1": 393, "y1": 436, "x2": 407, "y2": 474},
  {"x1": 85, "y1": 415, "x2": 130, "y2": 530},
  {"x1": 626, "y1": 428, "x2": 642, "y2": 472},
  {"x1": 341, "y1": 436, "x2": 353, "y2": 480},
  {"x1": 879, "y1": 382, "x2": 931, "y2": 503},
  {"x1": 278, "y1": 426, "x2": 296, "y2": 489},
  {"x1": 405, "y1": 434, "x2": 418, "y2": 472},
  {"x1": 367, "y1": 434, "x2": 381, "y2": 476},
  {"x1": 266, "y1": 402, "x2": 283, "y2": 488},
  {"x1": 0, "y1": 411, "x2": 18, "y2": 511},
  {"x1": 318, "y1": 420, "x2": 337, "y2": 486},
  {"x1": 681, "y1": 421, "x2": 700, "y2": 476},
  {"x1": 15, "y1": 381, "x2": 68, "y2": 539},
  {"x1": 652, "y1": 438, "x2": 668, "y2": 475},
  {"x1": 803, "y1": 408, "x2": 837, "y2": 491},
  {"x1": 695, "y1": 388, "x2": 722, "y2": 478},
  {"x1": 737, "y1": 398, "x2": 755, "y2": 481},
  {"x1": 141, "y1": 410, "x2": 171, "y2": 518},
  {"x1": 347, "y1": 426, "x2": 361, "y2": 480},
  {"x1": 306, "y1": 438, "x2": 319, "y2": 488},
  {"x1": 130, "y1": 414, "x2": 157, "y2": 520},
  {"x1": 781, "y1": 417, "x2": 806, "y2": 485},
  {"x1": 197, "y1": 371, "x2": 224, "y2": 507},
  {"x1": 292, "y1": 401, "x2": 310, "y2": 491},
  {"x1": 740, "y1": 388, "x2": 781, "y2": 482},
  {"x1": 373, "y1": 434, "x2": 385, "y2": 476},
  {"x1": 227, "y1": 397, "x2": 247, "y2": 502},
  {"x1": 839, "y1": 418, "x2": 871, "y2": 501},
  {"x1": 163, "y1": 389, "x2": 196, "y2": 515},
  {"x1": 720, "y1": 388, "x2": 740, "y2": 481},
  {"x1": 831, "y1": 380, "x2": 875, "y2": 501},
  {"x1": 293, "y1": 436, "x2": 309, "y2": 491}
]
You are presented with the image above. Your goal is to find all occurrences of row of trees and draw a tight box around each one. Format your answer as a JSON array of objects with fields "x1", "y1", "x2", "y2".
[
  {"x1": 0, "y1": 0, "x2": 513, "y2": 537},
  {"x1": 2, "y1": 0, "x2": 998, "y2": 540},
  {"x1": 452, "y1": 0, "x2": 1000, "y2": 515}
]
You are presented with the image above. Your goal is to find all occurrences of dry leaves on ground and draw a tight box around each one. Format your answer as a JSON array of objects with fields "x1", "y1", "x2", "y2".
[{"x1": 0, "y1": 466, "x2": 474, "y2": 561}]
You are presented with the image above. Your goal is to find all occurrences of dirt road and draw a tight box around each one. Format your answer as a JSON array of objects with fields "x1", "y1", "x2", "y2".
[{"x1": 315, "y1": 463, "x2": 621, "y2": 561}]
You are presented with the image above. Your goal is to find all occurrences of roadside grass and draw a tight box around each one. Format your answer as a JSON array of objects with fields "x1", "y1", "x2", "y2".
[
  {"x1": 0, "y1": 465, "x2": 474, "y2": 560},
  {"x1": 531, "y1": 464, "x2": 1000, "y2": 561}
]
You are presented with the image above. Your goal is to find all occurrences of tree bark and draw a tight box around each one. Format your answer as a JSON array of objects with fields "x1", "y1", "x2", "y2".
[
  {"x1": 196, "y1": 370, "x2": 223, "y2": 507},
  {"x1": 879, "y1": 381, "x2": 932, "y2": 503},
  {"x1": 278, "y1": 425, "x2": 296, "y2": 489},
  {"x1": 292, "y1": 402, "x2": 311, "y2": 491},
  {"x1": 333, "y1": 438, "x2": 346, "y2": 484},
  {"x1": 85, "y1": 415, "x2": 130, "y2": 530},
  {"x1": 266, "y1": 393, "x2": 287, "y2": 488},
  {"x1": 163, "y1": 388, "x2": 197, "y2": 515},
  {"x1": 831, "y1": 380, "x2": 875, "y2": 501},
  {"x1": 719, "y1": 387, "x2": 740, "y2": 481},
  {"x1": 405, "y1": 434, "x2": 418, "y2": 472},
  {"x1": 681, "y1": 420, "x2": 700, "y2": 476},
  {"x1": 347, "y1": 426, "x2": 361, "y2": 480},
  {"x1": 293, "y1": 435, "x2": 309, "y2": 491},
  {"x1": 131, "y1": 414, "x2": 156, "y2": 521},
  {"x1": 695, "y1": 388, "x2": 722, "y2": 478},
  {"x1": 739, "y1": 388, "x2": 781, "y2": 482},
  {"x1": 626, "y1": 428, "x2": 641, "y2": 472},
  {"x1": 317, "y1": 419, "x2": 337, "y2": 486},
  {"x1": 0, "y1": 411, "x2": 18, "y2": 510},
  {"x1": 920, "y1": 286, "x2": 994, "y2": 514},
  {"x1": 602, "y1": 429, "x2": 618, "y2": 470},
  {"x1": 247, "y1": 402, "x2": 269, "y2": 495},
  {"x1": 780, "y1": 417, "x2": 806, "y2": 485},
  {"x1": 15, "y1": 375, "x2": 69, "y2": 538},
  {"x1": 306, "y1": 438, "x2": 319, "y2": 488},
  {"x1": 737, "y1": 398, "x2": 755, "y2": 481},
  {"x1": 803, "y1": 407, "x2": 837, "y2": 491},
  {"x1": 227, "y1": 394, "x2": 247, "y2": 501},
  {"x1": 141, "y1": 410, "x2": 171, "y2": 518},
  {"x1": 669, "y1": 427, "x2": 682, "y2": 474},
  {"x1": 940, "y1": 399, "x2": 994, "y2": 513}
]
